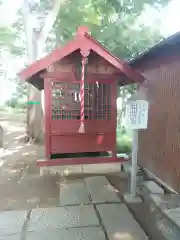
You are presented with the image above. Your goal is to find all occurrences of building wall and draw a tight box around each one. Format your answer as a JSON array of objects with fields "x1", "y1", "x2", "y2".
[{"x1": 134, "y1": 54, "x2": 180, "y2": 193}]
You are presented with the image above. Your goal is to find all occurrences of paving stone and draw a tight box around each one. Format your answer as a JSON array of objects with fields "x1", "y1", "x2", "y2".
[
  {"x1": 0, "y1": 234, "x2": 20, "y2": 240},
  {"x1": 39, "y1": 165, "x2": 83, "y2": 176},
  {"x1": 142, "y1": 181, "x2": 164, "y2": 194},
  {"x1": 28, "y1": 206, "x2": 99, "y2": 231},
  {"x1": 124, "y1": 193, "x2": 142, "y2": 203},
  {"x1": 96, "y1": 203, "x2": 147, "y2": 240},
  {"x1": 59, "y1": 180, "x2": 90, "y2": 205},
  {"x1": 26, "y1": 227, "x2": 105, "y2": 240},
  {"x1": 0, "y1": 210, "x2": 27, "y2": 237},
  {"x1": 85, "y1": 176, "x2": 120, "y2": 203},
  {"x1": 82, "y1": 163, "x2": 121, "y2": 174},
  {"x1": 164, "y1": 207, "x2": 180, "y2": 228},
  {"x1": 150, "y1": 194, "x2": 180, "y2": 211},
  {"x1": 122, "y1": 162, "x2": 132, "y2": 173}
]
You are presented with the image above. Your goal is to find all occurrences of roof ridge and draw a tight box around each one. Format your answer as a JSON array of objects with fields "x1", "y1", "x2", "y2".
[{"x1": 130, "y1": 31, "x2": 180, "y2": 64}]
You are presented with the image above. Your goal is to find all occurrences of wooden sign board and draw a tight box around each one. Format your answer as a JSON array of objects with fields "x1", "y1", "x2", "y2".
[{"x1": 126, "y1": 100, "x2": 149, "y2": 130}]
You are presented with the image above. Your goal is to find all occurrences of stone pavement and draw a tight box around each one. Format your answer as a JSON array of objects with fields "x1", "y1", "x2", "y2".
[
  {"x1": 59, "y1": 179, "x2": 90, "y2": 205},
  {"x1": 0, "y1": 176, "x2": 148, "y2": 240},
  {"x1": 85, "y1": 176, "x2": 120, "y2": 203}
]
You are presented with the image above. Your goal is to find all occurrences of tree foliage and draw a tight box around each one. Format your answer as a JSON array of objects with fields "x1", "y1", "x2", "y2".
[
  {"x1": 1, "y1": 0, "x2": 171, "y2": 136},
  {"x1": 6, "y1": 82, "x2": 28, "y2": 109},
  {"x1": 10, "y1": 0, "x2": 169, "y2": 59},
  {"x1": 0, "y1": 27, "x2": 14, "y2": 49},
  {"x1": 50, "y1": 0, "x2": 168, "y2": 59}
]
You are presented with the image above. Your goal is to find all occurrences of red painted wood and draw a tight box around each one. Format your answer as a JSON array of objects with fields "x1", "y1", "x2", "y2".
[
  {"x1": 48, "y1": 76, "x2": 116, "y2": 162},
  {"x1": 44, "y1": 78, "x2": 51, "y2": 159},
  {"x1": 50, "y1": 120, "x2": 114, "y2": 134},
  {"x1": 18, "y1": 27, "x2": 142, "y2": 167},
  {"x1": 40, "y1": 71, "x2": 76, "y2": 80},
  {"x1": 37, "y1": 157, "x2": 128, "y2": 166},
  {"x1": 50, "y1": 133, "x2": 115, "y2": 154},
  {"x1": 19, "y1": 39, "x2": 78, "y2": 82},
  {"x1": 97, "y1": 135, "x2": 104, "y2": 145},
  {"x1": 84, "y1": 33, "x2": 144, "y2": 83},
  {"x1": 19, "y1": 27, "x2": 144, "y2": 86},
  {"x1": 42, "y1": 73, "x2": 119, "y2": 84},
  {"x1": 135, "y1": 53, "x2": 180, "y2": 193}
]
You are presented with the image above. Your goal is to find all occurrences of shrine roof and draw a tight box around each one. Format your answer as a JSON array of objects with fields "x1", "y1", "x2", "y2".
[{"x1": 18, "y1": 26, "x2": 144, "y2": 90}]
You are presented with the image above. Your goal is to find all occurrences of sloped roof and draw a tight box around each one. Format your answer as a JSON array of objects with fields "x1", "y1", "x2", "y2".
[
  {"x1": 19, "y1": 26, "x2": 144, "y2": 89},
  {"x1": 130, "y1": 31, "x2": 180, "y2": 66}
]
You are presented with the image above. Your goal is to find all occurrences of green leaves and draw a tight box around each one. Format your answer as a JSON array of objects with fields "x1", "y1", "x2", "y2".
[
  {"x1": 0, "y1": 26, "x2": 15, "y2": 49},
  {"x1": 0, "y1": 0, "x2": 170, "y2": 61},
  {"x1": 51, "y1": 0, "x2": 169, "y2": 60}
]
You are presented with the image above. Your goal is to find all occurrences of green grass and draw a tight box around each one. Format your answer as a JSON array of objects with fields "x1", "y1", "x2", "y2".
[{"x1": 116, "y1": 130, "x2": 132, "y2": 155}]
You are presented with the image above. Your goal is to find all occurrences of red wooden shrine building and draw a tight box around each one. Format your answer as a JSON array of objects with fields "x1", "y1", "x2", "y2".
[{"x1": 19, "y1": 26, "x2": 144, "y2": 167}]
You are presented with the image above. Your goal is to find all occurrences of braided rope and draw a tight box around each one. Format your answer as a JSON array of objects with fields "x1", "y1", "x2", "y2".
[{"x1": 78, "y1": 57, "x2": 85, "y2": 133}]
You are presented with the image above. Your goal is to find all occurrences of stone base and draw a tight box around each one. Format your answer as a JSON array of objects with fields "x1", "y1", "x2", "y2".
[
  {"x1": 82, "y1": 163, "x2": 122, "y2": 174},
  {"x1": 142, "y1": 181, "x2": 164, "y2": 194},
  {"x1": 26, "y1": 227, "x2": 106, "y2": 240},
  {"x1": 96, "y1": 203, "x2": 147, "y2": 239},
  {"x1": 40, "y1": 163, "x2": 122, "y2": 176},
  {"x1": 85, "y1": 176, "x2": 121, "y2": 203},
  {"x1": 40, "y1": 165, "x2": 83, "y2": 176},
  {"x1": 124, "y1": 193, "x2": 142, "y2": 203}
]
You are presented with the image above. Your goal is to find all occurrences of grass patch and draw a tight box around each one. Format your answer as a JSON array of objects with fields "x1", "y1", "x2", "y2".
[{"x1": 116, "y1": 130, "x2": 132, "y2": 155}]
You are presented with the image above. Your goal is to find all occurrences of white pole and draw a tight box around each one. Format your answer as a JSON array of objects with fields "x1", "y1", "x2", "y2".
[{"x1": 130, "y1": 129, "x2": 139, "y2": 197}]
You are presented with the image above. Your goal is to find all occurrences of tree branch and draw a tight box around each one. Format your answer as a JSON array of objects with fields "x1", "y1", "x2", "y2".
[
  {"x1": 22, "y1": 0, "x2": 34, "y2": 62},
  {"x1": 36, "y1": 0, "x2": 67, "y2": 58}
]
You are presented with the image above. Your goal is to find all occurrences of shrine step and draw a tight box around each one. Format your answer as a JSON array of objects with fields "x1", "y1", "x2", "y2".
[{"x1": 39, "y1": 163, "x2": 122, "y2": 176}]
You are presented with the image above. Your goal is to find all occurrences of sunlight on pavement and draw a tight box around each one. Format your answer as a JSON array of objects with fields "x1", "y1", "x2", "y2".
[
  {"x1": 0, "y1": 161, "x2": 4, "y2": 167},
  {"x1": 1, "y1": 149, "x2": 20, "y2": 157},
  {"x1": 15, "y1": 134, "x2": 25, "y2": 140},
  {"x1": 22, "y1": 150, "x2": 37, "y2": 156},
  {"x1": 1, "y1": 121, "x2": 24, "y2": 133},
  {"x1": 113, "y1": 232, "x2": 134, "y2": 240}
]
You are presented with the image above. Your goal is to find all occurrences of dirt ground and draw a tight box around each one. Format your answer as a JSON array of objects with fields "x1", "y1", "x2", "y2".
[{"x1": 0, "y1": 109, "x2": 176, "y2": 240}]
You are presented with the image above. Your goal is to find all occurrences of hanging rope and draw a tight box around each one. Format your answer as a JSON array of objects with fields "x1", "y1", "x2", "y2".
[{"x1": 78, "y1": 57, "x2": 86, "y2": 133}]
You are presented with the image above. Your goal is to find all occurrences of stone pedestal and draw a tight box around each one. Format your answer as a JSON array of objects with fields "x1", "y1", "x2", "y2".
[{"x1": 124, "y1": 193, "x2": 142, "y2": 203}]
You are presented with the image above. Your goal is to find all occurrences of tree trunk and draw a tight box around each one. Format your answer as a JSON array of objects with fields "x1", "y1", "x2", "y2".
[
  {"x1": 26, "y1": 30, "x2": 44, "y2": 143},
  {"x1": 0, "y1": 125, "x2": 3, "y2": 148},
  {"x1": 23, "y1": 0, "x2": 65, "y2": 143},
  {"x1": 117, "y1": 89, "x2": 126, "y2": 129},
  {"x1": 27, "y1": 85, "x2": 44, "y2": 143}
]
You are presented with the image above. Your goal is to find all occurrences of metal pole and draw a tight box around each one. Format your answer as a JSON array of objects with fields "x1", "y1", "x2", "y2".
[{"x1": 130, "y1": 129, "x2": 139, "y2": 197}]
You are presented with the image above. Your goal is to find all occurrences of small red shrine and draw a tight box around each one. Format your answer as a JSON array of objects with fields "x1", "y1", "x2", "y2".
[{"x1": 19, "y1": 26, "x2": 144, "y2": 167}]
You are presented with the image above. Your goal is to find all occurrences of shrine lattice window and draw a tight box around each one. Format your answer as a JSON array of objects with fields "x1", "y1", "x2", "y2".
[{"x1": 51, "y1": 81, "x2": 111, "y2": 120}]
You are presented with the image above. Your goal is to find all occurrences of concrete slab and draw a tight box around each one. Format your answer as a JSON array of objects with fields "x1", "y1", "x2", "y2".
[
  {"x1": 0, "y1": 234, "x2": 20, "y2": 240},
  {"x1": 26, "y1": 227, "x2": 105, "y2": 240},
  {"x1": 85, "y1": 176, "x2": 120, "y2": 204},
  {"x1": 142, "y1": 181, "x2": 164, "y2": 194},
  {"x1": 40, "y1": 163, "x2": 122, "y2": 175},
  {"x1": 96, "y1": 203, "x2": 148, "y2": 240},
  {"x1": 164, "y1": 207, "x2": 180, "y2": 228},
  {"x1": 59, "y1": 180, "x2": 90, "y2": 205},
  {"x1": 122, "y1": 162, "x2": 132, "y2": 173},
  {"x1": 40, "y1": 165, "x2": 83, "y2": 176},
  {"x1": 124, "y1": 193, "x2": 142, "y2": 203},
  {"x1": 119, "y1": 172, "x2": 130, "y2": 179},
  {"x1": 28, "y1": 206, "x2": 99, "y2": 231},
  {"x1": 0, "y1": 210, "x2": 27, "y2": 237},
  {"x1": 82, "y1": 163, "x2": 121, "y2": 174},
  {"x1": 150, "y1": 194, "x2": 180, "y2": 211}
]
